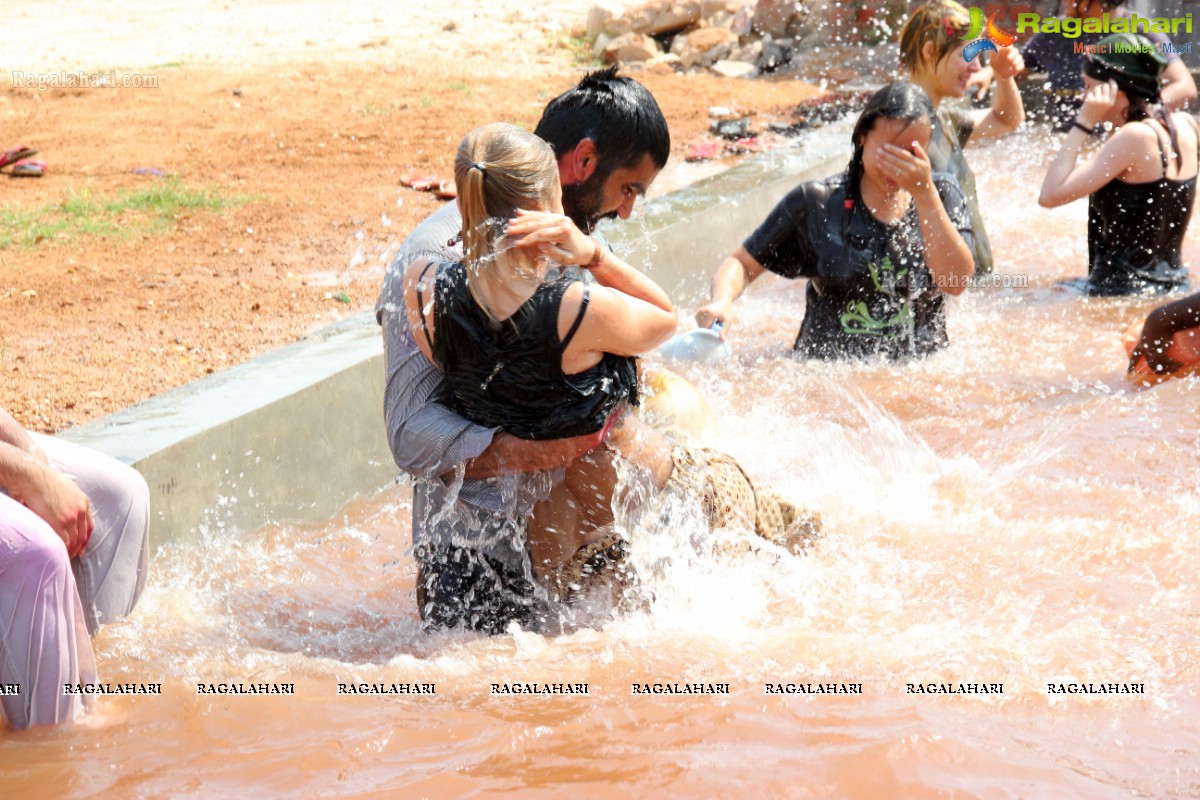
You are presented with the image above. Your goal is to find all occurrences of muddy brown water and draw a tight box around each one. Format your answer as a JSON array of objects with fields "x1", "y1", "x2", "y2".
[{"x1": 3, "y1": 130, "x2": 1199, "y2": 798}]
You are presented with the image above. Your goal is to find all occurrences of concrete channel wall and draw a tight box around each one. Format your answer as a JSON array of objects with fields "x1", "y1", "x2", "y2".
[{"x1": 60, "y1": 122, "x2": 852, "y2": 551}]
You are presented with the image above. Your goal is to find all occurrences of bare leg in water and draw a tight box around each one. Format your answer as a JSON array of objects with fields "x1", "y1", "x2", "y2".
[
  {"x1": 526, "y1": 408, "x2": 821, "y2": 589},
  {"x1": 525, "y1": 412, "x2": 673, "y2": 582}
]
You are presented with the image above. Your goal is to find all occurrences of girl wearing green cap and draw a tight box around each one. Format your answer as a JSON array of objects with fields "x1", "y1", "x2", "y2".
[
  {"x1": 1022, "y1": 0, "x2": 1196, "y2": 131},
  {"x1": 1039, "y1": 32, "x2": 1198, "y2": 296}
]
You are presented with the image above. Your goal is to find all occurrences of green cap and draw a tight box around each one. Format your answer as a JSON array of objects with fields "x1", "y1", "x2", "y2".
[{"x1": 1083, "y1": 33, "x2": 1168, "y2": 101}]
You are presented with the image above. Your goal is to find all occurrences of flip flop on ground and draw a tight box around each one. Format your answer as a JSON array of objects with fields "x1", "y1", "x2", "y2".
[
  {"x1": 685, "y1": 140, "x2": 723, "y2": 162},
  {"x1": 400, "y1": 173, "x2": 439, "y2": 190},
  {"x1": 0, "y1": 146, "x2": 38, "y2": 170},
  {"x1": 400, "y1": 173, "x2": 456, "y2": 200},
  {"x1": 8, "y1": 159, "x2": 45, "y2": 178},
  {"x1": 1, "y1": 145, "x2": 38, "y2": 167}
]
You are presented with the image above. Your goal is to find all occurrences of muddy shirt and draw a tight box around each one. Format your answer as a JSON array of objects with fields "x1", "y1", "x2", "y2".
[
  {"x1": 743, "y1": 170, "x2": 975, "y2": 361},
  {"x1": 929, "y1": 105, "x2": 993, "y2": 275}
]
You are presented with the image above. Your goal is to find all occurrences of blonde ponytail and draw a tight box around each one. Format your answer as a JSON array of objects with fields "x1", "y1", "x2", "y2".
[{"x1": 454, "y1": 123, "x2": 558, "y2": 269}]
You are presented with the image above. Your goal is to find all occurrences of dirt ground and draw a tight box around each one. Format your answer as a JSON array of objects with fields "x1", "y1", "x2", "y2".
[{"x1": 1, "y1": 0, "x2": 824, "y2": 432}]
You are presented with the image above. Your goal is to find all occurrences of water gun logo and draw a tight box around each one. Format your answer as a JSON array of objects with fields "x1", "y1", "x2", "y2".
[{"x1": 954, "y1": 7, "x2": 1016, "y2": 62}]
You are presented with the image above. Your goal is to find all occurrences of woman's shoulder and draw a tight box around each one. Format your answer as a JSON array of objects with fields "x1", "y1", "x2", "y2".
[
  {"x1": 544, "y1": 273, "x2": 588, "y2": 316},
  {"x1": 929, "y1": 171, "x2": 967, "y2": 201},
  {"x1": 816, "y1": 170, "x2": 850, "y2": 194},
  {"x1": 542, "y1": 271, "x2": 585, "y2": 300},
  {"x1": 1113, "y1": 119, "x2": 1184, "y2": 170},
  {"x1": 408, "y1": 256, "x2": 463, "y2": 278},
  {"x1": 781, "y1": 171, "x2": 849, "y2": 209},
  {"x1": 402, "y1": 257, "x2": 463, "y2": 303},
  {"x1": 1129, "y1": 112, "x2": 1200, "y2": 144},
  {"x1": 1170, "y1": 110, "x2": 1200, "y2": 134},
  {"x1": 402, "y1": 256, "x2": 432, "y2": 293},
  {"x1": 925, "y1": 173, "x2": 973, "y2": 228},
  {"x1": 1114, "y1": 118, "x2": 1169, "y2": 144},
  {"x1": 934, "y1": 103, "x2": 974, "y2": 140}
]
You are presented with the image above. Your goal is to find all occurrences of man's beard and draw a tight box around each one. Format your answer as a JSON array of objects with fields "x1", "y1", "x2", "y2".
[{"x1": 560, "y1": 165, "x2": 618, "y2": 234}]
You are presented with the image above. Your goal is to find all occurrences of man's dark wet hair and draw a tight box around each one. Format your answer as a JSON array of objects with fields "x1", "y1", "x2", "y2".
[{"x1": 534, "y1": 67, "x2": 671, "y2": 174}]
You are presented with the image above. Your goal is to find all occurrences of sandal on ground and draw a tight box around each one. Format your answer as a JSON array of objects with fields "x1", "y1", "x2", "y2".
[
  {"x1": 8, "y1": 159, "x2": 46, "y2": 178},
  {"x1": 400, "y1": 173, "x2": 456, "y2": 200},
  {"x1": 431, "y1": 180, "x2": 456, "y2": 200},
  {"x1": 0, "y1": 146, "x2": 38, "y2": 169},
  {"x1": 400, "y1": 173, "x2": 438, "y2": 190},
  {"x1": 727, "y1": 136, "x2": 762, "y2": 154},
  {"x1": 685, "y1": 140, "x2": 722, "y2": 162}
]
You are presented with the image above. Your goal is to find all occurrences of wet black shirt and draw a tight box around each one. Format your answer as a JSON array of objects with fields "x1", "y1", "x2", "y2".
[
  {"x1": 743, "y1": 170, "x2": 975, "y2": 360},
  {"x1": 426, "y1": 261, "x2": 638, "y2": 440},
  {"x1": 1087, "y1": 123, "x2": 1195, "y2": 296}
]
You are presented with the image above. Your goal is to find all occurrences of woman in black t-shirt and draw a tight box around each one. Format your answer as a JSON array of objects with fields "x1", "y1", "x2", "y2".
[{"x1": 696, "y1": 83, "x2": 977, "y2": 361}]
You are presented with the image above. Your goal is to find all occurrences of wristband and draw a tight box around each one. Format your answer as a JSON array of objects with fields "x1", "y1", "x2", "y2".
[{"x1": 1072, "y1": 121, "x2": 1096, "y2": 136}]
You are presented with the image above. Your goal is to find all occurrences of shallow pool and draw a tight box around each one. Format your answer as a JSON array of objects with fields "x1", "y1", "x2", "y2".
[{"x1": 4, "y1": 127, "x2": 1199, "y2": 799}]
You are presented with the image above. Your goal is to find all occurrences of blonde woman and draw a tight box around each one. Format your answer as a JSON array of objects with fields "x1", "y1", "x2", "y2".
[
  {"x1": 899, "y1": 0, "x2": 1026, "y2": 275},
  {"x1": 403, "y1": 124, "x2": 816, "y2": 608}
]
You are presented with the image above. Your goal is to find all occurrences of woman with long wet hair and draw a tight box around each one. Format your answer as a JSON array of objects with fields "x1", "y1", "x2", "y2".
[
  {"x1": 1039, "y1": 33, "x2": 1198, "y2": 296},
  {"x1": 696, "y1": 82, "x2": 976, "y2": 360}
]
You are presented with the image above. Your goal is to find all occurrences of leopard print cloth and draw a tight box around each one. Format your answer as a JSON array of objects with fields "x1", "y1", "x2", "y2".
[
  {"x1": 553, "y1": 447, "x2": 822, "y2": 603},
  {"x1": 667, "y1": 446, "x2": 822, "y2": 554}
]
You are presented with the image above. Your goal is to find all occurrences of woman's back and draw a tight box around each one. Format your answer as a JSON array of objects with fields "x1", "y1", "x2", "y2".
[
  {"x1": 424, "y1": 261, "x2": 637, "y2": 440},
  {"x1": 1088, "y1": 114, "x2": 1198, "y2": 295}
]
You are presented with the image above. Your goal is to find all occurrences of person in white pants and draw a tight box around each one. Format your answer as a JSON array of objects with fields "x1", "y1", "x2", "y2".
[{"x1": 0, "y1": 406, "x2": 150, "y2": 729}]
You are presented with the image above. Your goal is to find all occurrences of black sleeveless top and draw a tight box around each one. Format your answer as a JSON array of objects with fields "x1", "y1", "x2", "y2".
[
  {"x1": 1087, "y1": 120, "x2": 1196, "y2": 296},
  {"x1": 419, "y1": 261, "x2": 638, "y2": 440}
]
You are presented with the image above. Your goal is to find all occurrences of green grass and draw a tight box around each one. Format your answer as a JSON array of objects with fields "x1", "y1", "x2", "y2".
[
  {"x1": 559, "y1": 34, "x2": 600, "y2": 67},
  {"x1": 447, "y1": 80, "x2": 472, "y2": 95},
  {"x1": 361, "y1": 101, "x2": 409, "y2": 116},
  {"x1": 0, "y1": 178, "x2": 248, "y2": 250}
]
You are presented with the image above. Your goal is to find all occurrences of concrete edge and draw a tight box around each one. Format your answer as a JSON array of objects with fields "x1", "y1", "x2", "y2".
[{"x1": 60, "y1": 123, "x2": 853, "y2": 551}]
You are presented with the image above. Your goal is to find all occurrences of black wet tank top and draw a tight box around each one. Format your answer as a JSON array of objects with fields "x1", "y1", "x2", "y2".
[
  {"x1": 423, "y1": 261, "x2": 638, "y2": 440},
  {"x1": 1087, "y1": 121, "x2": 1196, "y2": 296}
]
